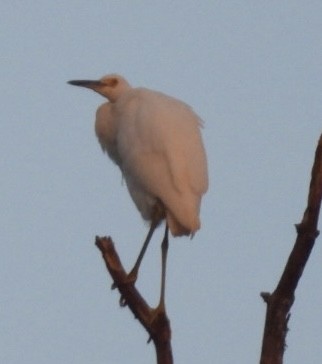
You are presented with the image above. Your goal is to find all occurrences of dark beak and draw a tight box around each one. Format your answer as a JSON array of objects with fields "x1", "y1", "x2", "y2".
[{"x1": 67, "y1": 79, "x2": 103, "y2": 89}]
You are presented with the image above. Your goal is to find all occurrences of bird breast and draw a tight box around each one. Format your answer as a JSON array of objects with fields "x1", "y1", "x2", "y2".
[{"x1": 95, "y1": 102, "x2": 121, "y2": 166}]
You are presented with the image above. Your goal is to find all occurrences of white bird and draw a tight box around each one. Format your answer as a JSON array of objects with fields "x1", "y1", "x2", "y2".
[{"x1": 68, "y1": 74, "x2": 208, "y2": 311}]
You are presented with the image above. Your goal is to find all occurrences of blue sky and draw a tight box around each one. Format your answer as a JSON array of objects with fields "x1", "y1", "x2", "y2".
[{"x1": 1, "y1": 2, "x2": 322, "y2": 363}]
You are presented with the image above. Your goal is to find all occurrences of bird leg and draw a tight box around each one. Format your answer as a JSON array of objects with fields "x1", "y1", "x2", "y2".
[
  {"x1": 127, "y1": 219, "x2": 158, "y2": 283},
  {"x1": 156, "y1": 224, "x2": 169, "y2": 313}
]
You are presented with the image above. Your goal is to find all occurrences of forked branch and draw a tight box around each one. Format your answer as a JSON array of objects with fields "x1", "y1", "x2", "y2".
[
  {"x1": 95, "y1": 237, "x2": 173, "y2": 364},
  {"x1": 260, "y1": 134, "x2": 322, "y2": 364}
]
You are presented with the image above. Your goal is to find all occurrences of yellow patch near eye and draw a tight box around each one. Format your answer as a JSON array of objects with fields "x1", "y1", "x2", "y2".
[{"x1": 106, "y1": 78, "x2": 118, "y2": 87}]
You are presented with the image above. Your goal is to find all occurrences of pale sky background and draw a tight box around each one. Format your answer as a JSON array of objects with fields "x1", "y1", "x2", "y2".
[{"x1": 1, "y1": 2, "x2": 322, "y2": 363}]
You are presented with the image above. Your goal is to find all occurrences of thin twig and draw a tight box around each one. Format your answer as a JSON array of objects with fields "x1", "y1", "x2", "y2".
[
  {"x1": 260, "y1": 134, "x2": 322, "y2": 364},
  {"x1": 95, "y1": 236, "x2": 173, "y2": 364}
]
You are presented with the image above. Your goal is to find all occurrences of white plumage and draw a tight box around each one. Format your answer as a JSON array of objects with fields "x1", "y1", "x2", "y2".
[
  {"x1": 93, "y1": 78, "x2": 208, "y2": 236},
  {"x1": 68, "y1": 74, "x2": 208, "y2": 308}
]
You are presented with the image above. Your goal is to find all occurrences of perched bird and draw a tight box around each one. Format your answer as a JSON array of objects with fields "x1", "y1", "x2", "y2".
[{"x1": 68, "y1": 74, "x2": 208, "y2": 310}]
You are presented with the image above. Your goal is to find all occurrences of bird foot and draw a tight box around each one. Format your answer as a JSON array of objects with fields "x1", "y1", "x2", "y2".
[
  {"x1": 150, "y1": 302, "x2": 166, "y2": 324},
  {"x1": 146, "y1": 304, "x2": 167, "y2": 343},
  {"x1": 126, "y1": 268, "x2": 138, "y2": 284},
  {"x1": 111, "y1": 268, "x2": 138, "y2": 290},
  {"x1": 110, "y1": 269, "x2": 139, "y2": 307}
]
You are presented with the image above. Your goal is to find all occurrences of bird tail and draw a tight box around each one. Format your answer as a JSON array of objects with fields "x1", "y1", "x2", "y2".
[{"x1": 166, "y1": 210, "x2": 200, "y2": 237}]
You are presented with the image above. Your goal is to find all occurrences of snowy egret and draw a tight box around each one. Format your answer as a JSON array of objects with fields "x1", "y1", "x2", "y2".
[{"x1": 68, "y1": 74, "x2": 208, "y2": 310}]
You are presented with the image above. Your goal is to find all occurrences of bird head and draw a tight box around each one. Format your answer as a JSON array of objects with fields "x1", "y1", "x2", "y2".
[{"x1": 68, "y1": 74, "x2": 131, "y2": 102}]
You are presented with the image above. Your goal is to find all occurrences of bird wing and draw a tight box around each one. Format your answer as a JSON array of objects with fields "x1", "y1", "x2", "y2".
[{"x1": 115, "y1": 89, "x2": 208, "y2": 231}]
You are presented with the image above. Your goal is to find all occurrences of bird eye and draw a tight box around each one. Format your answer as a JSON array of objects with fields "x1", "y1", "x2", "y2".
[{"x1": 106, "y1": 78, "x2": 118, "y2": 87}]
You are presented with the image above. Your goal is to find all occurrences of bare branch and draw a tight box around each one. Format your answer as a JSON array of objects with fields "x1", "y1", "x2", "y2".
[
  {"x1": 260, "y1": 134, "x2": 322, "y2": 364},
  {"x1": 95, "y1": 236, "x2": 173, "y2": 364}
]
